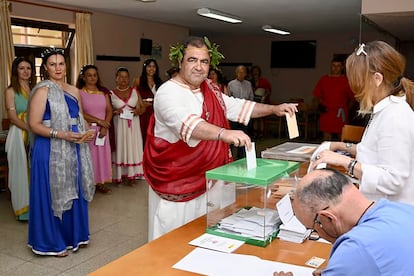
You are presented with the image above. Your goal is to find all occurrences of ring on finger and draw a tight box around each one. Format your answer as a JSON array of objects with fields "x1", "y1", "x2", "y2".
[{"x1": 316, "y1": 154, "x2": 320, "y2": 160}]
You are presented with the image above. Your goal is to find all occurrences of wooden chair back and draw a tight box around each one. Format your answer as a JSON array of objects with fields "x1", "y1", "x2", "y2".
[{"x1": 341, "y1": 124, "x2": 365, "y2": 143}]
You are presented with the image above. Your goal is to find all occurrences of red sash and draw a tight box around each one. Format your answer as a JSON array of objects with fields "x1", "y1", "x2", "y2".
[{"x1": 143, "y1": 80, "x2": 232, "y2": 201}]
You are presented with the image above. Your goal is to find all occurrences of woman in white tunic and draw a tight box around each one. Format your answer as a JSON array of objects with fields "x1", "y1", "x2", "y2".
[{"x1": 110, "y1": 67, "x2": 145, "y2": 186}]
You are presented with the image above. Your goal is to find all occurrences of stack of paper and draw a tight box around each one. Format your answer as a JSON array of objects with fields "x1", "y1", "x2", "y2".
[
  {"x1": 276, "y1": 194, "x2": 311, "y2": 243},
  {"x1": 217, "y1": 207, "x2": 281, "y2": 240},
  {"x1": 277, "y1": 223, "x2": 311, "y2": 243},
  {"x1": 189, "y1": 233, "x2": 245, "y2": 253}
]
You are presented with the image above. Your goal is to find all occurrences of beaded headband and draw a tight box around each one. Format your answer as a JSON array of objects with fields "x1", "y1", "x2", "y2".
[
  {"x1": 40, "y1": 48, "x2": 65, "y2": 59},
  {"x1": 79, "y1": 64, "x2": 97, "y2": 76}
]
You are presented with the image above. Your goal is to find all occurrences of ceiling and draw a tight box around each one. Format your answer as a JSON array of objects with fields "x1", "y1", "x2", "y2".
[
  {"x1": 364, "y1": 12, "x2": 414, "y2": 41},
  {"x1": 40, "y1": 0, "x2": 413, "y2": 41}
]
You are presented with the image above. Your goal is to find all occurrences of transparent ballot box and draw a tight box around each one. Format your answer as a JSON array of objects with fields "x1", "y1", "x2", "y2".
[{"x1": 205, "y1": 158, "x2": 300, "y2": 247}]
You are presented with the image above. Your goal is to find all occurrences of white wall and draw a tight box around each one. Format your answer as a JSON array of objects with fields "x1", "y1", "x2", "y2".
[
  {"x1": 91, "y1": 11, "x2": 188, "y2": 88},
  {"x1": 210, "y1": 29, "x2": 393, "y2": 104},
  {"x1": 10, "y1": 0, "x2": 408, "y2": 105}
]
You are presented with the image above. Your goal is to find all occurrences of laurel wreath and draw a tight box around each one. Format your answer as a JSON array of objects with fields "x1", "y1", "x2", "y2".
[{"x1": 168, "y1": 37, "x2": 224, "y2": 69}]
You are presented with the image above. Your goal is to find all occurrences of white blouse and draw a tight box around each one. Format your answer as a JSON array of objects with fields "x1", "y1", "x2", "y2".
[{"x1": 357, "y1": 95, "x2": 414, "y2": 205}]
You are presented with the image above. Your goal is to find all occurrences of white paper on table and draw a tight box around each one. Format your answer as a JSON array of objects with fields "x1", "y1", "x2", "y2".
[
  {"x1": 189, "y1": 233, "x2": 244, "y2": 253},
  {"x1": 120, "y1": 108, "x2": 134, "y2": 120},
  {"x1": 172, "y1": 247, "x2": 315, "y2": 276},
  {"x1": 276, "y1": 194, "x2": 306, "y2": 233},
  {"x1": 316, "y1": 238, "x2": 331, "y2": 244},
  {"x1": 245, "y1": 142, "x2": 257, "y2": 170},
  {"x1": 95, "y1": 135, "x2": 105, "y2": 146},
  {"x1": 285, "y1": 113, "x2": 299, "y2": 139}
]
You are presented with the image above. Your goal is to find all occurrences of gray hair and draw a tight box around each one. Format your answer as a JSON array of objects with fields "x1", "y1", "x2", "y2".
[{"x1": 297, "y1": 168, "x2": 352, "y2": 214}]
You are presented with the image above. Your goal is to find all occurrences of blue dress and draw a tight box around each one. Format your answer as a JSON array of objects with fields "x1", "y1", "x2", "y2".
[{"x1": 28, "y1": 93, "x2": 90, "y2": 255}]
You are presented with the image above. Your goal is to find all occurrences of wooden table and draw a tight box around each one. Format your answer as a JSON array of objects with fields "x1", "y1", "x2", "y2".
[
  {"x1": 90, "y1": 213, "x2": 331, "y2": 275},
  {"x1": 90, "y1": 160, "x2": 331, "y2": 275}
]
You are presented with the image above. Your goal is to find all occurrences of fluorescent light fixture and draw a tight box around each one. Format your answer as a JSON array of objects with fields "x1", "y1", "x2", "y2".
[
  {"x1": 262, "y1": 25, "x2": 290, "y2": 35},
  {"x1": 197, "y1": 8, "x2": 242, "y2": 24}
]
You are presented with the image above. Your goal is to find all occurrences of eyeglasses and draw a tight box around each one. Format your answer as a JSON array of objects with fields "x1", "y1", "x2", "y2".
[
  {"x1": 356, "y1": 43, "x2": 367, "y2": 56},
  {"x1": 308, "y1": 206, "x2": 329, "y2": 241}
]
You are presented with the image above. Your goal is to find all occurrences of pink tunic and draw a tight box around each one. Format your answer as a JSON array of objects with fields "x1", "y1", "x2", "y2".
[{"x1": 80, "y1": 89, "x2": 112, "y2": 184}]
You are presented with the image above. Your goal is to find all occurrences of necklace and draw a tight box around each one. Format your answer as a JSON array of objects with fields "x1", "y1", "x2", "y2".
[
  {"x1": 84, "y1": 86, "x2": 99, "y2": 93},
  {"x1": 116, "y1": 86, "x2": 129, "y2": 92},
  {"x1": 356, "y1": 201, "x2": 375, "y2": 225}
]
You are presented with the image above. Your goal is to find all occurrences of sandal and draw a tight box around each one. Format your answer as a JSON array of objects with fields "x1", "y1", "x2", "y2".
[
  {"x1": 96, "y1": 184, "x2": 112, "y2": 194},
  {"x1": 56, "y1": 251, "x2": 68, "y2": 257}
]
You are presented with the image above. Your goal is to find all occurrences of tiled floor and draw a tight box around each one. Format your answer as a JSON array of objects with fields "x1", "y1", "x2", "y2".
[
  {"x1": 0, "y1": 181, "x2": 149, "y2": 276},
  {"x1": 0, "y1": 133, "x2": 316, "y2": 276}
]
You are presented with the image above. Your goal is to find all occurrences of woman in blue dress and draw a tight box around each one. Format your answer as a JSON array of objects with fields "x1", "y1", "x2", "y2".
[{"x1": 27, "y1": 48, "x2": 95, "y2": 257}]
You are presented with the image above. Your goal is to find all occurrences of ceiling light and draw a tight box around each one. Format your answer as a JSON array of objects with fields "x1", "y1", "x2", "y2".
[
  {"x1": 262, "y1": 25, "x2": 290, "y2": 35},
  {"x1": 197, "y1": 8, "x2": 242, "y2": 24}
]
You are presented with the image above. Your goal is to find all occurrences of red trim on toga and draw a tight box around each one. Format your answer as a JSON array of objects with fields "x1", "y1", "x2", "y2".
[{"x1": 143, "y1": 80, "x2": 232, "y2": 201}]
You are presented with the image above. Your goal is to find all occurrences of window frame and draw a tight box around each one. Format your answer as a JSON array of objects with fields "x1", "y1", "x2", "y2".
[{"x1": 11, "y1": 18, "x2": 75, "y2": 83}]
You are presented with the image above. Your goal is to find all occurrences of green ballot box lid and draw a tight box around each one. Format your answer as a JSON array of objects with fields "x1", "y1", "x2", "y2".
[{"x1": 206, "y1": 158, "x2": 300, "y2": 186}]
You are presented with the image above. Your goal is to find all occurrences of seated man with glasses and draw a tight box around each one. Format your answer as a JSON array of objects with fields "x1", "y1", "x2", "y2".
[{"x1": 275, "y1": 168, "x2": 414, "y2": 276}]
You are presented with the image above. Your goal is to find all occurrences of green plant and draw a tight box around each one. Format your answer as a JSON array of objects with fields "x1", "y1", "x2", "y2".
[
  {"x1": 168, "y1": 43, "x2": 184, "y2": 67},
  {"x1": 168, "y1": 36, "x2": 224, "y2": 69}
]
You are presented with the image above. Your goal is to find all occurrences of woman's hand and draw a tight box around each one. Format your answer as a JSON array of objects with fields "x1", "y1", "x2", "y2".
[
  {"x1": 98, "y1": 119, "x2": 111, "y2": 129},
  {"x1": 82, "y1": 130, "x2": 95, "y2": 143},
  {"x1": 59, "y1": 131, "x2": 82, "y2": 143},
  {"x1": 329, "y1": 141, "x2": 343, "y2": 151},
  {"x1": 99, "y1": 127, "x2": 108, "y2": 138},
  {"x1": 113, "y1": 108, "x2": 122, "y2": 115},
  {"x1": 311, "y1": 150, "x2": 351, "y2": 170},
  {"x1": 76, "y1": 129, "x2": 95, "y2": 144}
]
